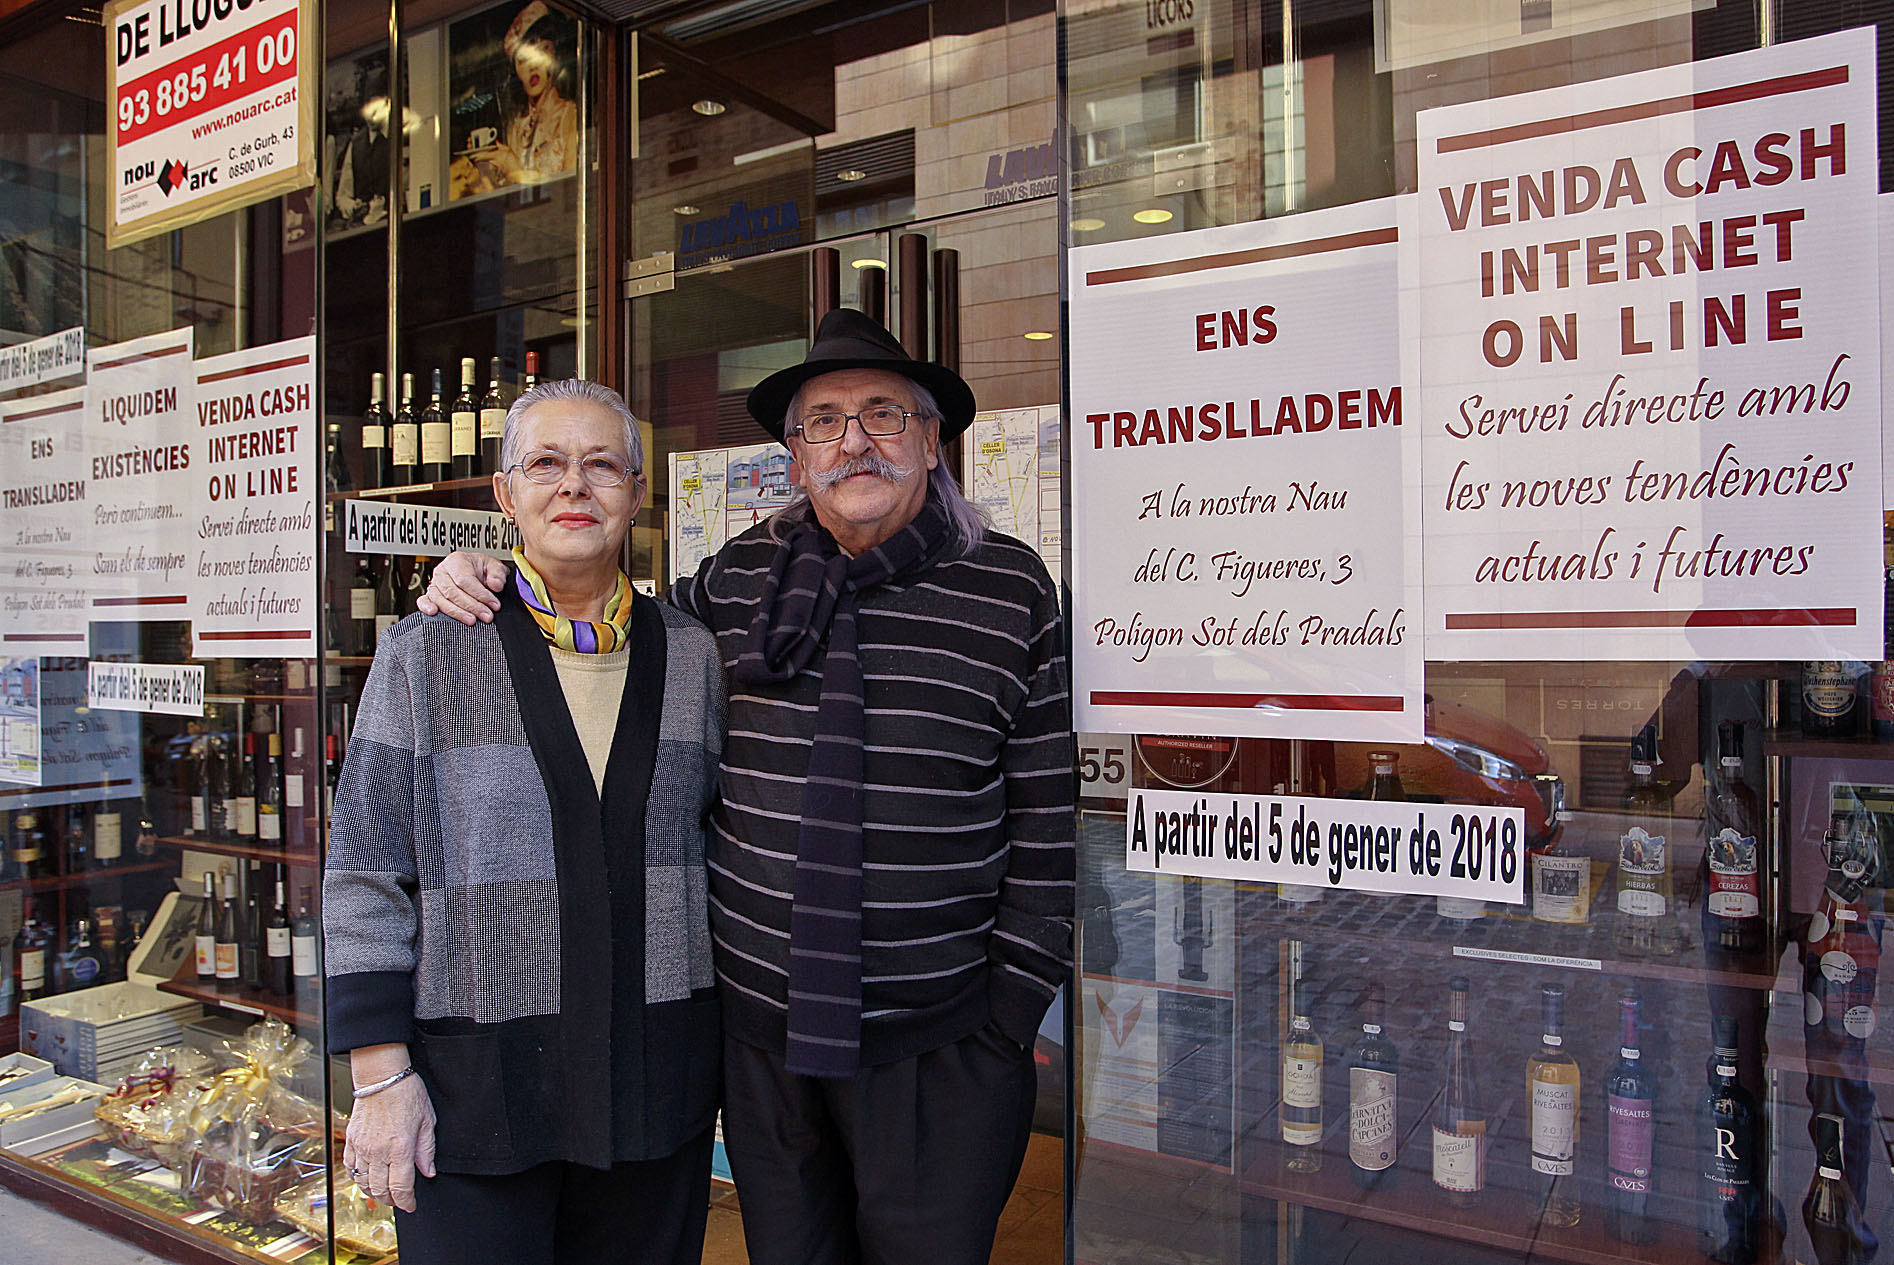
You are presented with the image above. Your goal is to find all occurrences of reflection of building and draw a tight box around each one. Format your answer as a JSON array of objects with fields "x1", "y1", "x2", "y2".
[{"x1": 1, "y1": 662, "x2": 33, "y2": 709}]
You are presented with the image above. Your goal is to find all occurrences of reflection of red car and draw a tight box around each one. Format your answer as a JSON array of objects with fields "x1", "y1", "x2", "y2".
[{"x1": 1333, "y1": 696, "x2": 1565, "y2": 849}]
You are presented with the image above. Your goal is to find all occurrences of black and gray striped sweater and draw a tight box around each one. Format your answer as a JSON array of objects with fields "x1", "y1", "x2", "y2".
[{"x1": 674, "y1": 517, "x2": 1075, "y2": 1064}]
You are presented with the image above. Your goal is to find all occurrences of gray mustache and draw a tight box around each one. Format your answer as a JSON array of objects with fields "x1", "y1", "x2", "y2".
[{"x1": 805, "y1": 451, "x2": 915, "y2": 491}]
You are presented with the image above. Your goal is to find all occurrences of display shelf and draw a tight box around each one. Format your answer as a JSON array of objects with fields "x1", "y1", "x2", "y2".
[
  {"x1": 156, "y1": 971, "x2": 311, "y2": 1027},
  {"x1": 331, "y1": 475, "x2": 495, "y2": 501},
  {"x1": 156, "y1": 837, "x2": 319, "y2": 867},
  {"x1": 1762, "y1": 733, "x2": 1894, "y2": 762},
  {"x1": 0, "y1": 1147, "x2": 268, "y2": 1265},
  {"x1": 1, "y1": 861, "x2": 174, "y2": 895}
]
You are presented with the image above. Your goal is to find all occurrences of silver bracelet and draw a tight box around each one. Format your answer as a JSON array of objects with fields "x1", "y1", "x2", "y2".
[{"x1": 352, "y1": 1066, "x2": 417, "y2": 1099}]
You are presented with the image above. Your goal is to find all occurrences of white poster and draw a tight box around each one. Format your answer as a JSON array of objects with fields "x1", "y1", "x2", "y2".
[
  {"x1": 84, "y1": 328, "x2": 196, "y2": 622},
  {"x1": 188, "y1": 337, "x2": 318, "y2": 657},
  {"x1": 0, "y1": 328, "x2": 86, "y2": 394},
  {"x1": 667, "y1": 441, "x2": 794, "y2": 584},
  {"x1": 1068, "y1": 199, "x2": 1423, "y2": 741},
  {"x1": 0, "y1": 388, "x2": 91, "y2": 657},
  {"x1": 342, "y1": 499, "x2": 518, "y2": 558},
  {"x1": 87, "y1": 660, "x2": 206, "y2": 717},
  {"x1": 104, "y1": 0, "x2": 316, "y2": 247},
  {"x1": 1125, "y1": 789, "x2": 1527, "y2": 904},
  {"x1": 1416, "y1": 30, "x2": 1882, "y2": 662}
]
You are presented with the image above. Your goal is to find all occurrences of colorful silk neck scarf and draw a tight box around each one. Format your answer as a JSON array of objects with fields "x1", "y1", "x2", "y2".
[{"x1": 511, "y1": 548, "x2": 634, "y2": 654}]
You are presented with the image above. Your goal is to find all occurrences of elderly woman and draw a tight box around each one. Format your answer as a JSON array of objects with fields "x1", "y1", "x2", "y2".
[{"x1": 324, "y1": 379, "x2": 723, "y2": 1265}]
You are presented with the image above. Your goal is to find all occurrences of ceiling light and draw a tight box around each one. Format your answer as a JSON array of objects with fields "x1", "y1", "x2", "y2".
[
  {"x1": 835, "y1": 169, "x2": 868, "y2": 182},
  {"x1": 849, "y1": 258, "x2": 883, "y2": 270},
  {"x1": 1069, "y1": 217, "x2": 1106, "y2": 232},
  {"x1": 1023, "y1": 331, "x2": 1054, "y2": 341},
  {"x1": 1132, "y1": 208, "x2": 1174, "y2": 224},
  {"x1": 691, "y1": 98, "x2": 726, "y2": 116},
  {"x1": 672, "y1": 204, "x2": 700, "y2": 215}
]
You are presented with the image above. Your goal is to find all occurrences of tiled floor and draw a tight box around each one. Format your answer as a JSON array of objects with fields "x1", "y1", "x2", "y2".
[{"x1": 704, "y1": 1132, "x2": 1064, "y2": 1264}]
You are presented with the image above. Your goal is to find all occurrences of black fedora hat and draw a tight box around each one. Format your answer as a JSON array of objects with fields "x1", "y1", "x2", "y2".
[{"x1": 746, "y1": 308, "x2": 976, "y2": 443}]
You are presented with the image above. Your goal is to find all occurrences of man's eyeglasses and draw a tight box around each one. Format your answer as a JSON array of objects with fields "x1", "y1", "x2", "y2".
[
  {"x1": 505, "y1": 450, "x2": 640, "y2": 487},
  {"x1": 788, "y1": 406, "x2": 922, "y2": 444}
]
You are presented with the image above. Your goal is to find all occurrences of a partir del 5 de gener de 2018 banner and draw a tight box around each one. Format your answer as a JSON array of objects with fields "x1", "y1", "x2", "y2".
[{"x1": 105, "y1": 0, "x2": 316, "y2": 248}]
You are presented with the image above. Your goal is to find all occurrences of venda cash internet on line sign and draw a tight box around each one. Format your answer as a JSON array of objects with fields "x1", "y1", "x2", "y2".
[{"x1": 1126, "y1": 788, "x2": 1527, "y2": 902}]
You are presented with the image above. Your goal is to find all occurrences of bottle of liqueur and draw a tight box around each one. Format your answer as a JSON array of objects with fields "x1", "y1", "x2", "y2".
[
  {"x1": 6, "y1": 810, "x2": 46, "y2": 881},
  {"x1": 1347, "y1": 981, "x2": 1400, "y2": 1189},
  {"x1": 349, "y1": 555, "x2": 378, "y2": 654},
  {"x1": 12, "y1": 897, "x2": 52, "y2": 1005},
  {"x1": 1802, "y1": 661, "x2": 1864, "y2": 738},
  {"x1": 1432, "y1": 975, "x2": 1485, "y2": 1206},
  {"x1": 256, "y1": 731, "x2": 283, "y2": 847},
  {"x1": 215, "y1": 871, "x2": 241, "y2": 991},
  {"x1": 1703, "y1": 721, "x2": 1764, "y2": 957},
  {"x1": 1699, "y1": 1014, "x2": 1761, "y2": 1264},
  {"x1": 1532, "y1": 829, "x2": 1591, "y2": 924},
  {"x1": 361, "y1": 371, "x2": 390, "y2": 489},
  {"x1": 480, "y1": 355, "x2": 507, "y2": 474},
  {"x1": 232, "y1": 733, "x2": 259, "y2": 841},
  {"x1": 451, "y1": 357, "x2": 480, "y2": 479},
  {"x1": 420, "y1": 367, "x2": 451, "y2": 483},
  {"x1": 93, "y1": 801, "x2": 122, "y2": 869},
  {"x1": 1282, "y1": 979, "x2": 1323, "y2": 1170},
  {"x1": 389, "y1": 372, "x2": 419, "y2": 485},
  {"x1": 1614, "y1": 726, "x2": 1677, "y2": 957},
  {"x1": 1605, "y1": 986, "x2": 1658, "y2": 1244},
  {"x1": 264, "y1": 876, "x2": 293, "y2": 997},
  {"x1": 195, "y1": 871, "x2": 218, "y2": 983},
  {"x1": 1804, "y1": 1114, "x2": 1873, "y2": 1265},
  {"x1": 1529, "y1": 983, "x2": 1581, "y2": 1226}
]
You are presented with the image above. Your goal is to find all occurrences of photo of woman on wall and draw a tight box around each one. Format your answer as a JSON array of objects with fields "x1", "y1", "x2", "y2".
[{"x1": 447, "y1": 0, "x2": 579, "y2": 200}]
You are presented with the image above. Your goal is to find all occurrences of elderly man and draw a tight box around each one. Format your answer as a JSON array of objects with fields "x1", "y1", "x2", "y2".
[{"x1": 423, "y1": 309, "x2": 1073, "y2": 1264}]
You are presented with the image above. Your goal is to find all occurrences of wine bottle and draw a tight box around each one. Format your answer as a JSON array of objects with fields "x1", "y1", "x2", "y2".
[
  {"x1": 1605, "y1": 986, "x2": 1658, "y2": 1244},
  {"x1": 232, "y1": 732, "x2": 259, "y2": 840},
  {"x1": 1614, "y1": 726, "x2": 1676, "y2": 957},
  {"x1": 374, "y1": 555, "x2": 399, "y2": 639},
  {"x1": 256, "y1": 731, "x2": 283, "y2": 847},
  {"x1": 1703, "y1": 720, "x2": 1764, "y2": 957},
  {"x1": 284, "y1": 728, "x2": 306, "y2": 851},
  {"x1": 349, "y1": 555, "x2": 377, "y2": 654},
  {"x1": 1347, "y1": 981, "x2": 1399, "y2": 1189},
  {"x1": 240, "y1": 860, "x2": 264, "y2": 988},
  {"x1": 451, "y1": 357, "x2": 479, "y2": 479},
  {"x1": 291, "y1": 887, "x2": 319, "y2": 980},
  {"x1": 1529, "y1": 982, "x2": 1581, "y2": 1226},
  {"x1": 188, "y1": 731, "x2": 210, "y2": 835},
  {"x1": 1699, "y1": 1014, "x2": 1761, "y2": 1264},
  {"x1": 1282, "y1": 979, "x2": 1323, "y2": 1170},
  {"x1": 1365, "y1": 750, "x2": 1404, "y2": 800},
  {"x1": 208, "y1": 731, "x2": 233, "y2": 837},
  {"x1": 389, "y1": 372, "x2": 419, "y2": 485},
  {"x1": 1804, "y1": 1113, "x2": 1872, "y2": 1265},
  {"x1": 195, "y1": 871, "x2": 218, "y2": 982},
  {"x1": 6, "y1": 810, "x2": 46, "y2": 881},
  {"x1": 12, "y1": 898, "x2": 52, "y2": 1004},
  {"x1": 1802, "y1": 661, "x2": 1864, "y2": 739},
  {"x1": 361, "y1": 371, "x2": 390, "y2": 489},
  {"x1": 523, "y1": 349, "x2": 539, "y2": 392},
  {"x1": 399, "y1": 556, "x2": 429, "y2": 617},
  {"x1": 214, "y1": 872, "x2": 240, "y2": 989},
  {"x1": 1432, "y1": 975, "x2": 1484, "y2": 1205},
  {"x1": 324, "y1": 733, "x2": 342, "y2": 819},
  {"x1": 480, "y1": 355, "x2": 507, "y2": 473},
  {"x1": 57, "y1": 919, "x2": 102, "y2": 993},
  {"x1": 264, "y1": 876, "x2": 293, "y2": 997},
  {"x1": 64, "y1": 804, "x2": 89, "y2": 875},
  {"x1": 94, "y1": 802, "x2": 122, "y2": 868},
  {"x1": 420, "y1": 368, "x2": 451, "y2": 483}
]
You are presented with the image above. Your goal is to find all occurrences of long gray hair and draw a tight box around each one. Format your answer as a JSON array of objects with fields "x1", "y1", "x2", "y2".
[{"x1": 768, "y1": 378, "x2": 988, "y2": 557}]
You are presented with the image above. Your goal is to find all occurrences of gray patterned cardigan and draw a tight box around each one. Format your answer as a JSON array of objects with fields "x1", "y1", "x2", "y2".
[{"x1": 323, "y1": 577, "x2": 724, "y2": 1174}]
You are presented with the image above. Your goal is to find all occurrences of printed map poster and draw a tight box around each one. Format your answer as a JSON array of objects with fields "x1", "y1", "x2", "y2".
[
  {"x1": 0, "y1": 658, "x2": 42, "y2": 786},
  {"x1": 667, "y1": 441, "x2": 793, "y2": 585},
  {"x1": 84, "y1": 328, "x2": 196, "y2": 622},
  {"x1": 1068, "y1": 198, "x2": 1424, "y2": 742},
  {"x1": 0, "y1": 388, "x2": 90, "y2": 657},
  {"x1": 966, "y1": 406, "x2": 1063, "y2": 570},
  {"x1": 188, "y1": 337, "x2": 318, "y2": 657},
  {"x1": 0, "y1": 651, "x2": 142, "y2": 814},
  {"x1": 105, "y1": 0, "x2": 317, "y2": 247},
  {"x1": 1416, "y1": 30, "x2": 1882, "y2": 662}
]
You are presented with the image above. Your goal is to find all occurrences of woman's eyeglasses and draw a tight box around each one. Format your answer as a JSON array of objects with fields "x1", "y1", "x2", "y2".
[{"x1": 505, "y1": 450, "x2": 639, "y2": 487}]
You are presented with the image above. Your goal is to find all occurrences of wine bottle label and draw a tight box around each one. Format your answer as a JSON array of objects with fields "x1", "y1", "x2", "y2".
[
  {"x1": 195, "y1": 934, "x2": 216, "y2": 974},
  {"x1": 1706, "y1": 828, "x2": 1760, "y2": 917},
  {"x1": 1617, "y1": 828, "x2": 1667, "y2": 915},
  {"x1": 1279, "y1": 883, "x2": 1324, "y2": 904},
  {"x1": 19, "y1": 949, "x2": 45, "y2": 990},
  {"x1": 95, "y1": 813, "x2": 122, "y2": 860},
  {"x1": 67, "y1": 954, "x2": 99, "y2": 986},
  {"x1": 1821, "y1": 950, "x2": 1859, "y2": 984},
  {"x1": 292, "y1": 934, "x2": 318, "y2": 977},
  {"x1": 1805, "y1": 663, "x2": 1856, "y2": 716},
  {"x1": 1606, "y1": 1093, "x2": 1655, "y2": 1191},
  {"x1": 375, "y1": 613, "x2": 398, "y2": 636},
  {"x1": 1530, "y1": 1079, "x2": 1577, "y2": 1173},
  {"x1": 451, "y1": 409, "x2": 477, "y2": 455},
  {"x1": 421, "y1": 421, "x2": 451, "y2": 465},
  {"x1": 266, "y1": 927, "x2": 291, "y2": 957},
  {"x1": 191, "y1": 796, "x2": 207, "y2": 832},
  {"x1": 1349, "y1": 1069, "x2": 1397, "y2": 1170},
  {"x1": 258, "y1": 810, "x2": 281, "y2": 842},
  {"x1": 1432, "y1": 1127, "x2": 1484, "y2": 1192},
  {"x1": 350, "y1": 588, "x2": 376, "y2": 619},
  {"x1": 1843, "y1": 1004, "x2": 1876, "y2": 1039},
  {"x1": 480, "y1": 406, "x2": 506, "y2": 440},
  {"x1": 1532, "y1": 853, "x2": 1591, "y2": 923},
  {"x1": 1283, "y1": 1055, "x2": 1322, "y2": 1110},
  {"x1": 286, "y1": 773, "x2": 304, "y2": 809},
  {"x1": 215, "y1": 944, "x2": 239, "y2": 978},
  {"x1": 362, "y1": 423, "x2": 386, "y2": 451},
  {"x1": 1705, "y1": 1123, "x2": 1753, "y2": 1190},
  {"x1": 1437, "y1": 895, "x2": 1485, "y2": 920},
  {"x1": 392, "y1": 427, "x2": 418, "y2": 467},
  {"x1": 235, "y1": 797, "x2": 258, "y2": 836}
]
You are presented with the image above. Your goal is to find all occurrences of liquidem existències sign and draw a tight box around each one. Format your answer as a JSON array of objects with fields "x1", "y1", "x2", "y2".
[{"x1": 105, "y1": 0, "x2": 316, "y2": 247}]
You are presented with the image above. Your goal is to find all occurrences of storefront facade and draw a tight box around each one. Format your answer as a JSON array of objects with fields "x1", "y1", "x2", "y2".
[{"x1": 0, "y1": 0, "x2": 1888, "y2": 1262}]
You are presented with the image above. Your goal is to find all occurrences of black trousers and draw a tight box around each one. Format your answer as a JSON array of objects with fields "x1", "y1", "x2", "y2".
[
  {"x1": 391, "y1": 1127, "x2": 714, "y2": 1265},
  {"x1": 722, "y1": 1028, "x2": 1038, "y2": 1265}
]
